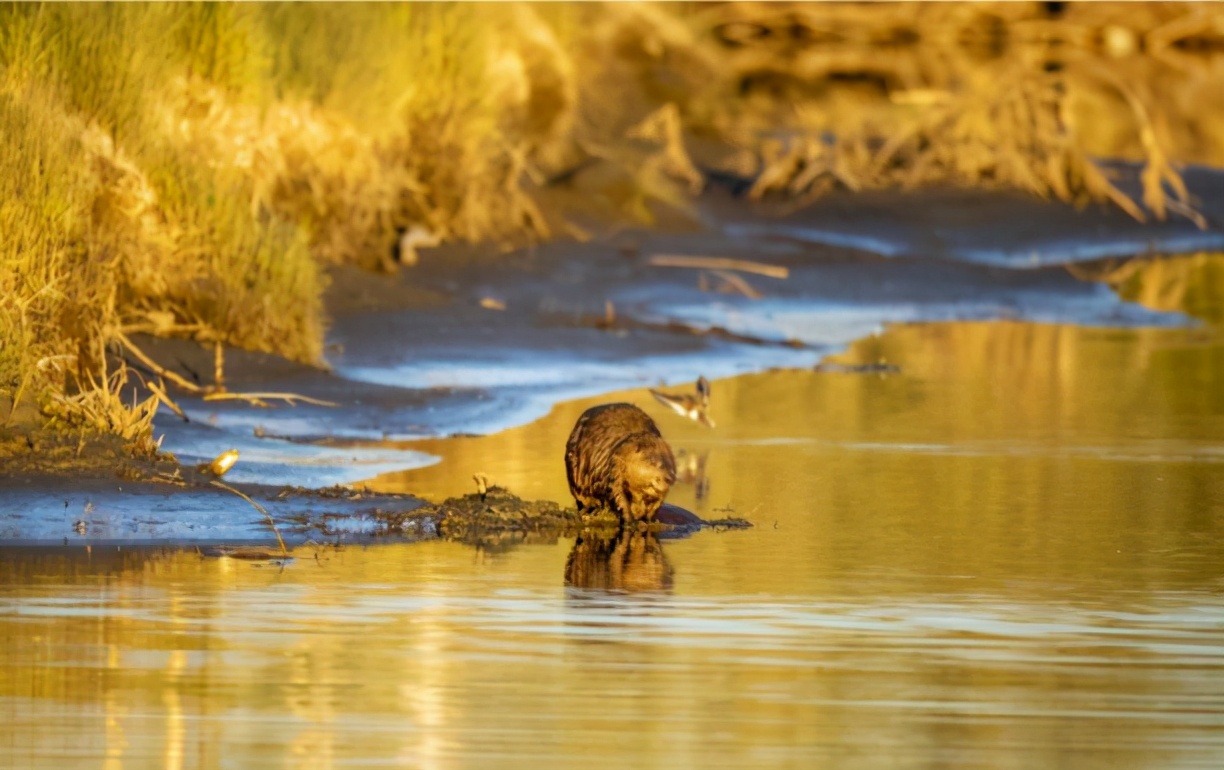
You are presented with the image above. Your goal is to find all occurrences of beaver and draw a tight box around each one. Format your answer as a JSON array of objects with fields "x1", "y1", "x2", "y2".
[{"x1": 564, "y1": 403, "x2": 677, "y2": 524}]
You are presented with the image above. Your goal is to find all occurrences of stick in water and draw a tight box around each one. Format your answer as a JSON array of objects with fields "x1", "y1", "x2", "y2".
[{"x1": 210, "y1": 480, "x2": 288, "y2": 556}]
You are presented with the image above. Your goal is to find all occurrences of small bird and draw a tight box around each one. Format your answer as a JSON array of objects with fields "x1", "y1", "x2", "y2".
[
  {"x1": 565, "y1": 403, "x2": 677, "y2": 524},
  {"x1": 649, "y1": 376, "x2": 714, "y2": 427}
]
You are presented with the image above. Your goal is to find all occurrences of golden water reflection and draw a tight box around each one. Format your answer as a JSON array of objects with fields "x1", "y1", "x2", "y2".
[
  {"x1": 565, "y1": 529, "x2": 673, "y2": 592},
  {"x1": 2, "y1": 541, "x2": 1221, "y2": 770},
  {"x1": 378, "y1": 321, "x2": 1224, "y2": 596},
  {"x1": 3, "y1": 320, "x2": 1224, "y2": 769}
]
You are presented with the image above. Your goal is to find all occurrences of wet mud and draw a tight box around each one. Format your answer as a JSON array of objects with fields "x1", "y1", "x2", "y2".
[
  {"x1": 431, "y1": 486, "x2": 749, "y2": 547},
  {"x1": 0, "y1": 458, "x2": 746, "y2": 549},
  {"x1": 2, "y1": 170, "x2": 1222, "y2": 545}
]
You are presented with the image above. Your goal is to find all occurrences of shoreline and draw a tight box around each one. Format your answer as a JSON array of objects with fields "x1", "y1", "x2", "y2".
[{"x1": 1, "y1": 182, "x2": 1221, "y2": 545}]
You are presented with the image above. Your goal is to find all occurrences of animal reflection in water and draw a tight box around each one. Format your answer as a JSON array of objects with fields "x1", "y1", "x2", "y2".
[
  {"x1": 564, "y1": 529, "x2": 673, "y2": 592},
  {"x1": 562, "y1": 403, "x2": 687, "y2": 591},
  {"x1": 674, "y1": 448, "x2": 710, "y2": 501},
  {"x1": 565, "y1": 403, "x2": 676, "y2": 524}
]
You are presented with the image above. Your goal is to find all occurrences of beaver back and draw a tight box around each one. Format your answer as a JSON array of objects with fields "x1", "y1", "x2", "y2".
[{"x1": 565, "y1": 403, "x2": 676, "y2": 520}]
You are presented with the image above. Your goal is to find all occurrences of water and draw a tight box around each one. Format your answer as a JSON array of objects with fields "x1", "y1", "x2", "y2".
[
  {"x1": 3, "y1": 321, "x2": 1224, "y2": 768},
  {"x1": 151, "y1": 178, "x2": 1221, "y2": 487}
]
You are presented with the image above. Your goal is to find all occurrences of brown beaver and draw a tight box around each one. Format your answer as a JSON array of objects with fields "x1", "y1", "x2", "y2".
[{"x1": 565, "y1": 403, "x2": 676, "y2": 523}]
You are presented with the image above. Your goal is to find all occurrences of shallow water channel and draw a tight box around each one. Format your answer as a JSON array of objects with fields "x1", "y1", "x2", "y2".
[{"x1": 4, "y1": 320, "x2": 1223, "y2": 769}]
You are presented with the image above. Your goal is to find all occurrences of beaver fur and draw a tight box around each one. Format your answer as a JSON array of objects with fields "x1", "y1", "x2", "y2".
[{"x1": 564, "y1": 403, "x2": 676, "y2": 523}]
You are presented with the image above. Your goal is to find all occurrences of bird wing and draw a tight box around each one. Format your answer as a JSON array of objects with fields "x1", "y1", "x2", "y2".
[{"x1": 649, "y1": 389, "x2": 691, "y2": 417}]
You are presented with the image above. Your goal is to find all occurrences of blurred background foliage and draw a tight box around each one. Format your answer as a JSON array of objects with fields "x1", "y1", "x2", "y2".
[{"x1": 1, "y1": 2, "x2": 1222, "y2": 450}]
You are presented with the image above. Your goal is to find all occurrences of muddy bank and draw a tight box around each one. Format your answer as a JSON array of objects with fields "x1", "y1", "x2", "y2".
[
  {"x1": 0, "y1": 461, "x2": 745, "y2": 548},
  {"x1": 0, "y1": 469, "x2": 428, "y2": 546},
  {"x1": 150, "y1": 178, "x2": 1221, "y2": 488},
  {"x1": 2, "y1": 175, "x2": 1222, "y2": 543}
]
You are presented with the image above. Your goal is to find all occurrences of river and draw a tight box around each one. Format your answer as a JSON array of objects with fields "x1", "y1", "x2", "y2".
[{"x1": 4, "y1": 317, "x2": 1222, "y2": 769}]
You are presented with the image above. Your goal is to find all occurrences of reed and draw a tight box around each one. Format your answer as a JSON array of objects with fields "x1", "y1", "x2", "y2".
[
  {"x1": 2, "y1": 2, "x2": 1221, "y2": 456},
  {"x1": 0, "y1": 3, "x2": 577, "y2": 448}
]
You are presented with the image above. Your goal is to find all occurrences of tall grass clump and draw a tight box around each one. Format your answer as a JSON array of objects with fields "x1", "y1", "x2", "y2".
[
  {"x1": 1, "y1": 2, "x2": 587, "y2": 451},
  {"x1": 3, "y1": 2, "x2": 1223, "y2": 457},
  {"x1": 1, "y1": 4, "x2": 324, "y2": 450},
  {"x1": 688, "y1": 2, "x2": 1224, "y2": 221}
]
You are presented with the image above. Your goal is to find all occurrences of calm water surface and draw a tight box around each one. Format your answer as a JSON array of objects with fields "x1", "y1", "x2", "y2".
[{"x1": 3, "y1": 322, "x2": 1223, "y2": 769}]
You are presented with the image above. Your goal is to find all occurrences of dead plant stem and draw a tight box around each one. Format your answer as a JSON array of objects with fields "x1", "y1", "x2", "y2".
[
  {"x1": 210, "y1": 479, "x2": 288, "y2": 556},
  {"x1": 648, "y1": 255, "x2": 789, "y2": 279}
]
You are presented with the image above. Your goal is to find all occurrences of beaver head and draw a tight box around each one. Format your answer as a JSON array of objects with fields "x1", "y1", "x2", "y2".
[{"x1": 610, "y1": 434, "x2": 677, "y2": 522}]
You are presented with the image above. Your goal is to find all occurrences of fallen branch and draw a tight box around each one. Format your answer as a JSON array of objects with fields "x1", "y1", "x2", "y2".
[
  {"x1": 117, "y1": 330, "x2": 338, "y2": 408},
  {"x1": 648, "y1": 254, "x2": 789, "y2": 279},
  {"x1": 203, "y1": 392, "x2": 339, "y2": 408},
  {"x1": 116, "y1": 330, "x2": 211, "y2": 395}
]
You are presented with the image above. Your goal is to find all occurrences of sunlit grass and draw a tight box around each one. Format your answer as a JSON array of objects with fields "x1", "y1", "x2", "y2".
[
  {"x1": 2, "y1": 2, "x2": 1222, "y2": 455},
  {"x1": 0, "y1": 3, "x2": 578, "y2": 446},
  {"x1": 707, "y1": 2, "x2": 1222, "y2": 221}
]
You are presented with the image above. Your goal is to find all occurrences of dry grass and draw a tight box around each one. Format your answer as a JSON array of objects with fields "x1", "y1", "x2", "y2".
[
  {"x1": 1, "y1": 3, "x2": 580, "y2": 448},
  {"x1": 2, "y1": 2, "x2": 1223, "y2": 456},
  {"x1": 703, "y1": 2, "x2": 1224, "y2": 223}
]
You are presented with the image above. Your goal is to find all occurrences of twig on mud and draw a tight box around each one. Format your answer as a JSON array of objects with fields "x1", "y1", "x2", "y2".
[
  {"x1": 117, "y1": 330, "x2": 338, "y2": 408},
  {"x1": 1166, "y1": 199, "x2": 1209, "y2": 231},
  {"x1": 203, "y1": 392, "x2": 339, "y2": 408},
  {"x1": 210, "y1": 479, "x2": 288, "y2": 556},
  {"x1": 648, "y1": 254, "x2": 789, "y2": 279},
  {"x1": 117, "y1": 330, "x2": 209, "y2": 395},
  {"x1": 709, "y1": 269, "x2": 763, "y2": 299}
]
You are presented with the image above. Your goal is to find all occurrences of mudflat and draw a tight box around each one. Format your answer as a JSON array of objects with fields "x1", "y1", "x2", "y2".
[{"x1": 2, "y1": 175, "x2": 1221, "y2": 546}]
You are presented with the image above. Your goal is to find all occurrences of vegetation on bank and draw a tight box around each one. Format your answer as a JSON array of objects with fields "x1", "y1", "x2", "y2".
[{"x1": 1, "y1": 2, "x2": 1222, "y2": 456}]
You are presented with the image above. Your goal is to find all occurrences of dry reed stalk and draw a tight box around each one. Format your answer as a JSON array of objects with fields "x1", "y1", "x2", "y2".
[
  {"x1": 210, "y1": 479, "x2": 288, "y2": 556},
  {"x1": 709, "y1": 269, "x2": 764, "y2": 299},
  {"x1": 203, "y1": 392, "x2": 339, "y2": 408},
  {"x1": 117, "y1": 331, "x2": 338, "y2": 407},
  {"x1": 144, "y1": 378, "x2": 188, "y2": 423},
  {"x1": 648, "y1": 254, "x2": 790, "y2": 279},
  {"x1": 116, "y1": 331, "x2": 207, "y2": 395}
]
